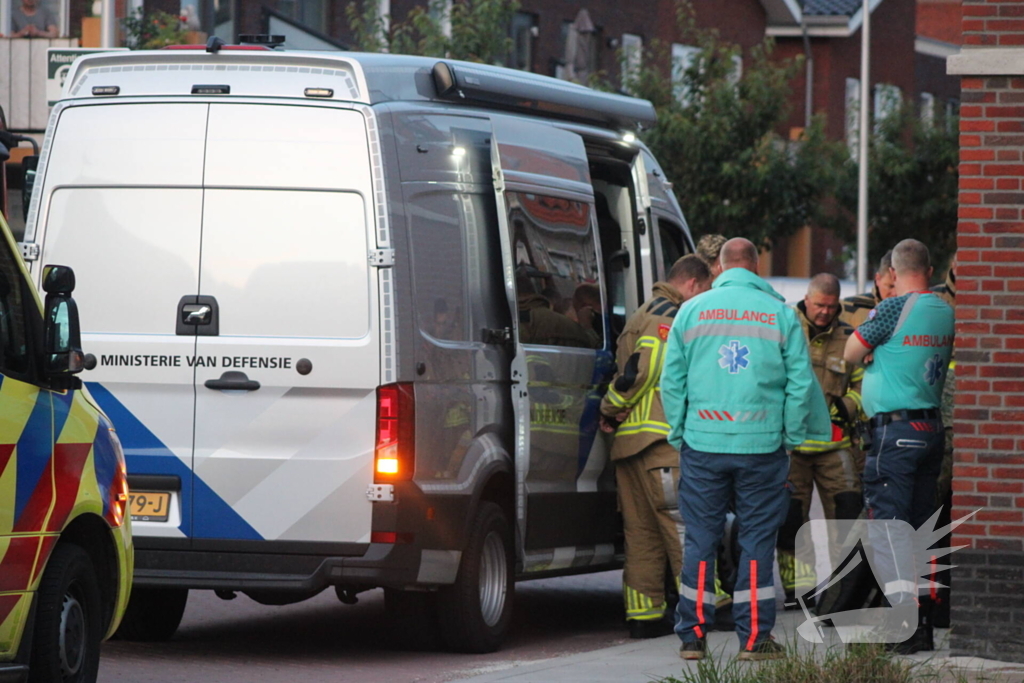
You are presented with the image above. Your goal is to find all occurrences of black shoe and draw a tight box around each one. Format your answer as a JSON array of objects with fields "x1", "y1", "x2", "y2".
[
  {"x1": 679, "y1": 638, "x2": 706, "y2": 660},
  {"x1": 628, "y1": 618, "x2": 675, "y2": 639},
  {"x1": 784, "y1": 593, "x2": 816, "y2": 612},
  {"x1": 738, "y1": 637, "x2": 786, "y2": 661},
  {"x1": 886, "y1": 626, "x2": 934, "y2": 655}
]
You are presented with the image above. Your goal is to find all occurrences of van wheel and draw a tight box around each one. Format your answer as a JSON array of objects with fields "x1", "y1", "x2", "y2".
[
  {"x1": 437, "y1": 502, "x2": 513, "y2": 653},
  {"x1": 29, "y1": 543, "x2": 102, "y2": 683},
  {"x1": 113, "y1": 588, "x2": 188, "y2": 641}
]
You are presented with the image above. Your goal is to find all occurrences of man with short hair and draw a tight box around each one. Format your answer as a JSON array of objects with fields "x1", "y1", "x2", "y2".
[
  {"x1": 776, "y1": 273, "x2": 865, "y2": 610},
  {"x1": 844, "y1": 239, "x2": 954, "y2": 654},
  {"x1": 663, "y1": 239, "x2": 830, "y2": 661},
  {"x1": 601, "y1": 254, "x2": 711, "y2": 638},
  {"x1": 841, "y1": 250, "x2": 895, "y2": 328},
  {"x1": 8, "y1": 0, "x2": 59, "y2": 38}
]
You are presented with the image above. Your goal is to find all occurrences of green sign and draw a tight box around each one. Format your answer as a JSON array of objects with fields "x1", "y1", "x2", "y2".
[{"x1": 46, "y1": 48, "x2": 127, "y2": 106}]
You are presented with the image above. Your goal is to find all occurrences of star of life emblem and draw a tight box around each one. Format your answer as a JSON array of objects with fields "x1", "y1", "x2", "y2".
[
  {"x1": 924, "y1": 353, "x2": 944, "y2": 386},
  {"x1": 794, "y1": 510, "x2": 976, "y2": 644},
  {"x1": 718, "y1": 340, "x2": 750, "y2": 374}
]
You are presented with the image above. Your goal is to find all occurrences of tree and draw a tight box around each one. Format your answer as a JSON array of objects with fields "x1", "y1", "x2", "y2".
[
  {"x1": 624, "y1": 7, "x2": 849, "y2": 251},
  {"x1": 836, "y1": 108, "x2": 959, "y2": 275},
  {"x1": 346, "y1": 0, "x2": 518, "y2": 64}
]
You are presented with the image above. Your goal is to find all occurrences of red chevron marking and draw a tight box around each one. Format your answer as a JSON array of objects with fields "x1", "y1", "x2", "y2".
[
  {"x1": 0, "y1": 536, "x2": 41, "y2": 592},
  {"x1": 0, "y1": 595, "x2": 21, "y2": 629},
  {"x1": 45, "y1": 443, "x2": 92, "y2": 533},
  {"x1": 0, "y1": 443, "x2": 15, "y2": 477}
]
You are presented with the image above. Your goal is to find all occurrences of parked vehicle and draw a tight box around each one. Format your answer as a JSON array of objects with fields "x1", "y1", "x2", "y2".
[
  {"x1": 0, "y1": 207, "x2": 132, "y2": 682},
  {"x1": 19, "y1": 44, "x2": 693, "y2": 653}
]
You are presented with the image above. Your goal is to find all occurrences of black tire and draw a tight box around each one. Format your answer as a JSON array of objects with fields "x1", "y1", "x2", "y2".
[
  {"x1": 112, "y1": 587, "x2": 187, "y2": 642},
  {"x1": 29, "y1": 543, "x2": 103, "y2": 683},
  {"x1": 437, "y1": 501, "x2": 514, "y2": 653}
]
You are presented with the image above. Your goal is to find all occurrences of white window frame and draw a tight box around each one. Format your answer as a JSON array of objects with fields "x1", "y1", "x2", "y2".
[
  {"x1": 378, "y1": 0, "x2": 390, "y2": 34},
  {"x1": 429, "y1": 0, "x2": 452, "y2": 39},
  {"x1": 671, "y1": 43, "x2": 699, "y2": 104},
  {"x1": 621, "y1": 33, "x2": 642, "y2": 94},
  {"x1": 730, "y1": 54, "x2": 743, "y2": 86},
  {"x1": 845, "y1": 77, "x2": 860, "y2": 157},
  {"x1": 920, "y1": 91, "x2": 935, "y2": 128},
  {"x1": 874, "y1": 83, "x2": 902, "y2": 131}
]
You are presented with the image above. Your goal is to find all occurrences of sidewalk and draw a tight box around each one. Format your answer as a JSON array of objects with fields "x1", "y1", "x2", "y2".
[{"x1": 457, "y1": 611, "x2": 1024, "y2": 683}]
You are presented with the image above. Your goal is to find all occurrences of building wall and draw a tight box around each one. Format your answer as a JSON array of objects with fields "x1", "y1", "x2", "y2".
[{"x1": 949, "y1": 0, "x2": 1024, "y2": 662}]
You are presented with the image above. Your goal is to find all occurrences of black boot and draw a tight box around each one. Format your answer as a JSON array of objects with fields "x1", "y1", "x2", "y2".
[{"x1": 887, "y1": 597, "x2": 934, "y2": 654}]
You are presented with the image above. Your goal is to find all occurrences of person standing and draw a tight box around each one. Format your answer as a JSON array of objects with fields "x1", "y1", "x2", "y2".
[
  {"x1": 8, "y1": 0, "x2": 59, "y2": 38},
  {"x1": 844, "y1": 239, "x2": 954, "y2": 654},
  {"x1": 841, "y1": 250, "x2": 895, "y2": 328},
  {"x1": 695, "y1": 234, "x2": 727, "y2": 281},
  {"x1": 663, "y1": 239, "x2": 830, "y2": 661},
  {"x1": 600, "y1": 255, "x2": 711, "y2": 638},
  {"x1": 776, "y1": 274, "x2": 865, "y2": 610}
]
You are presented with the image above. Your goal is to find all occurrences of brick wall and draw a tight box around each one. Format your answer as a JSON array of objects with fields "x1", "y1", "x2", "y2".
[{"x1": 948, "y1": 1, "x2": 1024, "y2": 662}]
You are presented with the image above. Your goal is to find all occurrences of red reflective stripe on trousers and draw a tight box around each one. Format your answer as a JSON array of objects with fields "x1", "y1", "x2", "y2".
[
  {"x1": 746, "y1": 560, "x2": 759, "y2": 651},
  {"x1": 930, "y1": 555, "x2": 938, "y2": 601},
  {"x1": 694, "y1": 625, "x2": 703, "y2": 638},
  {"x1": 696, "y1": 561, "x2": 706, "y2": 628}
]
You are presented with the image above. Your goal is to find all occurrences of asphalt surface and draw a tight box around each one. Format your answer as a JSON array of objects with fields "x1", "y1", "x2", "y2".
[{"x1": 98, "y1": 570, "x2": 632, "y2": 683}]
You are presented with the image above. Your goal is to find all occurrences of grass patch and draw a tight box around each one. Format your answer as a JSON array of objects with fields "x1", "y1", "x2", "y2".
[{"x1": 658, "y1": 642, "x2": 998, "y2": 683}]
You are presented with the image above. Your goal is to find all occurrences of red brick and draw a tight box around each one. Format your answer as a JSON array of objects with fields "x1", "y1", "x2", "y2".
[
  {"x1": 960, "y1": 380, "x2": 992, "y2": 391},
  {"x1": 961, "y1": 163, "x2": 984, "y2": 176},
  {"x1": 955, "y1": 465, "x2": 991, "y2": 478},
  {"x1": 957, "y1": 523, "x2": 991, "y2": 536},
  {"x1": 991, "y1": 524, "x2": 1024, "y2": 536},
  {"x1": 961, "y1": 207, "x2": 995, "y2": 220},
  {"x1": 964, "y1": 4, "x2": 998, "y2": 16},
  {"x1": 997, "y1": 120, "x2": 1024, "y2": 132},
  {"x1": 961, "y1": 235, "x2": 995, "y2": 248},
  {"x1": 982, "y1": 278, "x2": 1006, "y2": 290},
  {"x1": 1008, "y1": 396, "x2": 1024, "y2": 407},
  {"x1": 1008, "y1": 338, "x2": 1024, "y2": 349},
  {"x1": 980, "y1": 310, "x2": 1006, "y2": 322},
  {"x1": 965, "y1": 34, "x2": 999, "y2": 46},
  {"x1": 959, "y1": 294, "x2": 993, "y2": 306},
  {"x1": 993, "y1": 439, "x2": 1017, "y2": 450},
  {"x1": 978, "y1": 510, "x2": 1024, "y2": 523},
  {"x1": 956, "y1": 437, "x2": 990, "y2": 450},
  {"x1": 961, "y1": 105, "x2": 984, "y2": 118},
  {"x1": 967, "y1": 120, "x2": 998, "y2": 133},
  {"x1": 998, "y1": 33, "x2": 1024, "y2": 45},
  {"x1": 961, "y1": 264, "x2": 994, "y2": 276},
  {"x1": 981, "y1": 394, "x2": 1003, "y2": 407},
  {"x1": 996, "y1": 178, "x2": 1022, "y2": 190},
  {"x1": 961, "y1": 134, "x2": 983, "y2": 147},
  {"x1": 982, "y1": 421, "x2": 1024, "y2": 434},
  {"x1": 995, "y1": 265, "x2": 1024, "y2": 276},
  {"x1": 983, "y1": 163, "x2": 1024, "y2": 174},
  {"x1": 997, "y1": 150, "x2": 1022, "y2": 161},
  {"x1": 962, "y1": 78, "x2": 985, "y2": 90},
  {"x1": 959, "y1": 322, "x2": 992, "y2": 334},
  {"x1": 1001, "y1": 5, "x2": 1024, "y2": 16},
  {"x1": 986, "y1": 105, "x2": 1024, "y2": 117},
  {"x1": 962, "y1": 149, "x2": 997, "y2": 161},
  {"x1": 964, "y1": 18, "x2": 987, "y2": 32},
  {"x1": 963, "y1": 178, "x2": 996, "y2": 190},
  {"x1": 989, "y1": 19, "x2": 1024, "y2": 31},
  {"x1": 994, "y1": 381, "x2": 1024, "y2": 392},
  {"x1": 979, "y1": 480, "x2": 1024, "y2": 493},
  {"x1": 961, "y1": 192, "x2": 983, "y2": 205}
]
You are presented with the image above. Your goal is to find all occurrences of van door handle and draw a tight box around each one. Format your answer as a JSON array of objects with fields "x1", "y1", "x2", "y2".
[{"x1": 204, "y1": 371, "x2": 260, "y2": 392}]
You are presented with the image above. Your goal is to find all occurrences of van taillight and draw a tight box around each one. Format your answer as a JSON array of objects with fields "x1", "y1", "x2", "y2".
[{"x1": 375, "y1": 383, "x2": 415, "y2": 481}]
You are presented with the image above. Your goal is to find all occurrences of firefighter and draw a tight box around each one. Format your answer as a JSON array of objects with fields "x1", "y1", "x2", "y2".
[
  {"x1": 663, "y1": 238, "x2": 831, "y2": 661},
  {"x1": 840, "y1": 249, "x2": 895, "y2": 328},
  {"x1": 844, "y1": 239, "x2": 954, "y2": 654},
  {"x1": 776, "y1": 274, "x2": 865, "y2": 611},
  {"x1": 600, "y1": 254, "x2": 712, "y2": 638}
]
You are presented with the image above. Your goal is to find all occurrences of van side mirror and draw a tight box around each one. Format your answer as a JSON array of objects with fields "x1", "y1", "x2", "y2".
[
  {"x1": 22, "y1": 156, "x2": 38, "y2": 222},
  {"x1": 0, "y1": 141, "x2": 9, "y2": 164},
  {"x1": 42, "y1": 265, "x2": 85, "y2": 378}
]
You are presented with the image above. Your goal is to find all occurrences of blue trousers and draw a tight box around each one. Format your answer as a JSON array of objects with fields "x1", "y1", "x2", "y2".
[
  {"x1": 675, "y1": 444, "x2": 790, "y2": 649},
  {"x1": 863, "y1": 418, "x2": 944, "y2": 607}
]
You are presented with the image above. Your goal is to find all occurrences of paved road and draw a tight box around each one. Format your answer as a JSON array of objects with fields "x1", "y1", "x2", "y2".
[{"x1": 99, "y1": 570, "x2": 632, "y2": 683}]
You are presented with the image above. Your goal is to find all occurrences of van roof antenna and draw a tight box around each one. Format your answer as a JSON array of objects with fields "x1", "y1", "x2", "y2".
[{"x1": 206, "y1": 36, "x2": 226, "y2": 53}]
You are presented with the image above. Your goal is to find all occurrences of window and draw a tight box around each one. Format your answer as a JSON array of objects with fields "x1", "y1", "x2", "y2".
[
  {"x1": 4, "y1": 0, "x2": 65, "y2": 36},
  {"x1": 946, "y1": 98, "x2": 960, "y2": 133},
  {"x1": 874, "y1": 83, "x2": 902, "y2": 130},
  {"x1": 730, "y1": 54, "x2": 743, "y2": 86},
  {"x1": 621, "y1": 33, "x2": 642, "y2": 94},
  {"x1": 556, "y1": 10, "x2": 599, "y2": 82},
  {"x1": 430, "y1": 0, "x2": 452, "y2": 38},
  {"x1": 509, "y1": 11, "x2": 536, "y2": 71},
  {"x1": 410, "y1": 192, "x2": 470, "y2": 342},
  {"x1": 0, "y1": 238, "x2": 31, "y2": 378},
  {"x1": 672, "y1": 43, "x2": 700, "y2": 104},
  {"x1": 658, "y1": 218, "x2": 685, "y2": 277},
  {"x1": 920, "y1": 92, "x2": 935, "y2": 128},
  {"x1": 510, "y1": 192, "x2": 603, "y2": 349},
  {"x1": 845, "y1": 77, "x2": 860, "y2": 157}
]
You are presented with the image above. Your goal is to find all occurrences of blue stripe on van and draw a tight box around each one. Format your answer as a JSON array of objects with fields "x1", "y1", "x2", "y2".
[{"x1": 87, "y1": 382, "x2": 262, "y2": 541}]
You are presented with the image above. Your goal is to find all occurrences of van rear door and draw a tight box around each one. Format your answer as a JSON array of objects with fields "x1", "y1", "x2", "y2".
[
  {"x1": 37, "y1": 102, "x2": 207, "y2": 540},
  {"x1": 190, "y1": 104, "x2": 377, "y2": 545}
]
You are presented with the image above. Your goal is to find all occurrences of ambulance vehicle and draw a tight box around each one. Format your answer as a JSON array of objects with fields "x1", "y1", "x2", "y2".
[
  {"x1": 19, "y1": 43, "x2": 692, "y2": 652},
  {"x1": 0, "y1": 204, "x2": 132, "y2": 681}
]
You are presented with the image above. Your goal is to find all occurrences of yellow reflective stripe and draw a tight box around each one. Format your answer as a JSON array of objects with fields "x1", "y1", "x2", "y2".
[
  {"x1": 616, "y1": 422, "x2": 672, "y2": 437},
  {"x1": 850, "y1": 367, "x2": 865, "y2": 382},
  {"x1": 949, "y1": 360, "x2": 956, "y2": 370},
  {"x1": 605, "y1": 388, "x2": 627, "y2": 408},
  {"x1": 795, "y1": 436, "x2": 852, "y2": 453}
]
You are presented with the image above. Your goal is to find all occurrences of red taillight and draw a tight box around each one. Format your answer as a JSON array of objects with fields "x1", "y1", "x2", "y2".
[{"x1": 375, "y1": 383, "x2": 415, "y2": 481}]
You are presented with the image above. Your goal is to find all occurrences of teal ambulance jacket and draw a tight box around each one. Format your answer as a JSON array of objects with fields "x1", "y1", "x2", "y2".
[{"x1": 662, "y1": 268, "x2": 832, "y2": 454}]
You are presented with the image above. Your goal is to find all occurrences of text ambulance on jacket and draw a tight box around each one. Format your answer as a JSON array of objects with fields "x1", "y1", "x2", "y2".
[{"x1": 661, "y1": 268, "x2": 831, "y2": 454}]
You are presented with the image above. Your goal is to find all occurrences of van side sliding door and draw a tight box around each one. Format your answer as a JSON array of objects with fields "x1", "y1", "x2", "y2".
[{"x1": 490, "y1": 117, "x2": 619, "y2": 572}]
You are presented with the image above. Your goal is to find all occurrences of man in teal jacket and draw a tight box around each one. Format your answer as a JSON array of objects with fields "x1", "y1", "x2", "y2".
[{"x1": 663, "y1": 238, "x2": 830, "y2": 661}]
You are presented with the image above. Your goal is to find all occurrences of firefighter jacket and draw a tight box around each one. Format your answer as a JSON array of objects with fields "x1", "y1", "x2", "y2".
[
  {"x1": 662, "y1": 268, "x2": 832, "y2": 454},
  {"x1": 518, "y1": 293, "x2": 598, "y2": 348},
  {"x1": 792, "y1": 302, "x2": 864, "y2": 455},
  {"x1": 839, "y1": 284, "x2": 881, "y2": 328},
  {"x1": 600, "y1": 282, "x2": 682, "y2": 464}
]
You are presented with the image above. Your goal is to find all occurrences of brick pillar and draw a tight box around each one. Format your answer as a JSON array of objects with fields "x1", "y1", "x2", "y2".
[{"x1": 948, "y1": 1, "x2": 1024, "y2": 661}]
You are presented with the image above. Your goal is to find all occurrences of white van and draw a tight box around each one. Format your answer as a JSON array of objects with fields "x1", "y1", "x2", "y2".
[{"x1": 20, "y1": 44, "x2": 694, "y2": 652}]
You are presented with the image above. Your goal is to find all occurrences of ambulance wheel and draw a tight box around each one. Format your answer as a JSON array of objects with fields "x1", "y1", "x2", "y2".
[
  {"x1": 113, "y1": 587, "x2": 188, "y2": 642},
  {"x1": 437, "y1": 502, "x2": 513, "y2": 653},
  {"x1": 29, "y1": 543, "x2": 102, "y2": 683}
]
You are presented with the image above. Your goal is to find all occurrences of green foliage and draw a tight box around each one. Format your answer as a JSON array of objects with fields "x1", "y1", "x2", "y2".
[
  {"x1": 835, "y1": 108, "x2": 960, "y2": 275},
  {"x1": 121, "y1": 8, "x2": 189, "y2": 50},
  {"x1": 624, "y1": 3, "x2": 849, "y2": 251},
  {"x1": 346, "y1": 0, "x2": 518, "y2": 64}
]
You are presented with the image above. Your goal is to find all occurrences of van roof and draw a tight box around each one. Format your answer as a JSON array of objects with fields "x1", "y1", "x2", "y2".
[{"x1": 61, "y1": 50, "x2": 657, "y2": 131}]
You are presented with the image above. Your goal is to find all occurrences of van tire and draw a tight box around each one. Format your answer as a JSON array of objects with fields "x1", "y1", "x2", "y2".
[
  {"x1": 29, "y1": 543, "x2": 102, "y2": 683},
  {"x1": 437, "y1": 502, "x2": 513, "y2": 653},
  {"x1": 113, "y1": 587, "x2": 188, "y2": 642}
]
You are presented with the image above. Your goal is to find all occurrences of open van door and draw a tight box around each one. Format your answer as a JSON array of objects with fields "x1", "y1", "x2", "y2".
[{"x1": 490, "y1": 116, "x2": 619, "y2": 570}]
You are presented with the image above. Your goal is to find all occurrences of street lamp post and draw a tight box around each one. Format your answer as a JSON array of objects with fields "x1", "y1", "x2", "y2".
[
  {"x1": 856, "y1": 0, "x2": 870, "y2": 293},
  {"x1": 100, "y1": 0, "x2": 115, "y2": 46}
]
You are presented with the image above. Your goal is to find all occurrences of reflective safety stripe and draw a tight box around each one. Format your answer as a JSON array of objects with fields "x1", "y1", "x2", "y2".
[
  {"x1": 795, "y1": 436, "x2": 852, "y2": 453},
  {"x1": 697, "y1": 409, "x2": 767, "y2": 422},
  {"x1": 746, "y1": 560, "x2": 760, "y2": 651},
  {"x1": 733, "y1": 585, "x2": 776, "y2": 604},
  {"x1": 681, "y1": 583, "x2": 716, "y2": 606},
  {"x1": 615, "y1": 422, "x2": 671, "y2": 437},
  {"x1": 884, "y1": 580, "x2": 917, "y2": 597},
  {"x1": 624, "y1": 584, "x2": 665, "y2": 620},
  {"x1": 683, "y1": 323, "x2": 785, "y2": 344}
]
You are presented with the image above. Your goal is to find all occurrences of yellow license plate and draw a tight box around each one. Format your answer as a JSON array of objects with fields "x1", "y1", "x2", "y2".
[{"x1": 129, "y1": 491, "x2": 171, "y2": 522}]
